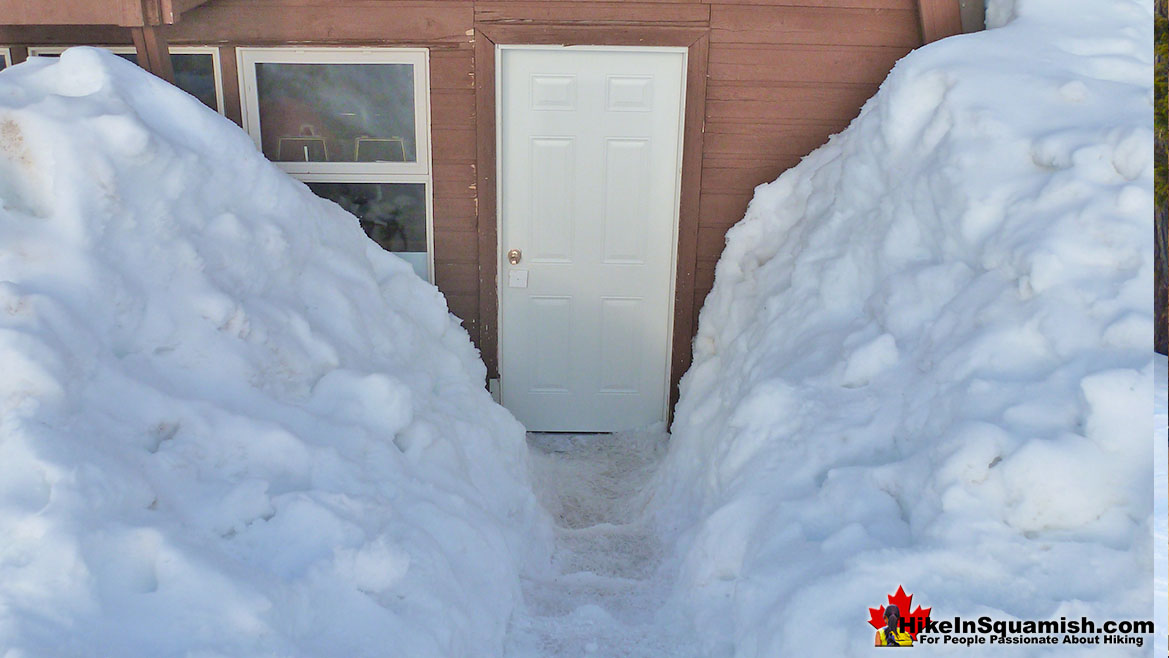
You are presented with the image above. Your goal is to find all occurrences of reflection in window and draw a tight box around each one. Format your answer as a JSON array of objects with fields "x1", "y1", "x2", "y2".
[
  {"x1": 256, "y1": 63, "x2": 416, "y2": 163},
  {"x1": 173, "y1": 53, "x2": 217, "y2": 110},
  {"x1": 307, "y1": 181, "x2": 428, "y2": 279}
]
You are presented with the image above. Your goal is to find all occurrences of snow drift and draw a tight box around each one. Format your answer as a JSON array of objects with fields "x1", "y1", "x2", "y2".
[
  {"x1": 657, "y1": 0, "x2": 1157, "y2": 654},
  {"x1": 0, "y1": 49, "x2": 550, "y2": 656}
]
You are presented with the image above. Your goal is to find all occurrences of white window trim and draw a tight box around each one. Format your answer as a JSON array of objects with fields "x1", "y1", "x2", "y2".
[
  {"x1": 1, "y1": 47, "x2": 11, "y2": 68},
  {"x1": 28, "y1": 45, "x2": 225, "y2": 115},
  {"x1": 235, "y1": 47, "x2": 431, "y2": 178}
]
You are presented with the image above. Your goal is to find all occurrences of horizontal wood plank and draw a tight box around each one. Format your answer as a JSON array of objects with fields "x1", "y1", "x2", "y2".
[
  {"x1": 434, "y1": 261, "x2": 479, "y2": 293},
  {"x1": 433, "y1": 229, "x2": 480, "y2": 261},
  {"x1": 709, "y1": 43, "x2": 912, "y2": 84},
  {"x1": 706, "y1": 0, "x2": 912, "y2": 7},
  {"x1": 701, "y1": 159, "x2": 797, "y2": 193},
  {"x1": 711, "y1": 5, "x2": 920, "y2": 47},
  {"x1": 697, "y1": 224, "x2": 733, "y2": 260},
  {"x1": 432, "y1": 127, "x2": 477, "y2": 161},
  {"x1": 477, "y1": 23, "x2": 706, "y2": 46},
  {"x1": 430, "y1": 89, "x2": 475, "y2": 127},
  {"x1": 170, "y1": 2, "x2": 474, "y2": 44},
  {"x1": 699, "y1": 192, "x2": 751, "y2": 228},
  {"x1": 430, "y1": 50, "x2": 475, "y2": 89},
  {"x1": 706, "y1": 81, "x2": 876, "y2": 124},
  {"x1": 444, "y1": 292, "x2": 480, "y2": 332},
  {"x1": 703, "y1": 121, "x2": 840, "y2": 159},
  {"x1": 479, "y1": 0, "x2": 697, "y2": 3},
  {"x1": 433, "y1": 196, "x2": 477, "y2": 230},
  {"x1": 0, "y1": 0, "x2": 139, "y2": 26},
  {"x1": 433, "y1": 162, "x2": 477, "y2": 197},
  {"x1": 0, "y1": 25, "x2": 132, "y2": 44},
  {"x1": 475, "y1": 1, "x2": 709, "y2": 25}
]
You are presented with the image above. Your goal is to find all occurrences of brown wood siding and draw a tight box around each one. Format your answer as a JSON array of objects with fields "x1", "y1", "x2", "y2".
[
  {"x1": 710, "y1": 5, "x2": 919, "y2": 46},
  {"x1": 431, "y1": 44, "x2": 481, "y2": 337},
  {"x1": 166, "y1": 1, "x2": 474, "y2": 45},
  {"x1": 0, "y1": 0, "x2": 141, "y2": 27},
  {"x1": 695, "y1": 1, "x2": 923, "y2": 323},
  {"x1": 4, "y1": 0, "x2": 964, "y2": 404},
  {"x1": 474, "y1": 1, "x2": 710, "y2": 24},
  {"x1": 0, "y1": 25, "x2": 133, "y2": 44}
]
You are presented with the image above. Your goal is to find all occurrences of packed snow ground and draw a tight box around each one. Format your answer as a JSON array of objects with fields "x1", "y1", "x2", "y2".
[
  {"x1": 0, "y1": 49, "x2": 551, "y2": 656},
  {"x1": 653, "y1": 0, "x2": 1159, "y2": 655},
  {"x1": 505, "y1": 429, "x2": 701, "y2": 658}
]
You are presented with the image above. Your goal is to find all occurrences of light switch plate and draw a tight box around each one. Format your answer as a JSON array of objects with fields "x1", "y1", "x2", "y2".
[{"x1": 508, "y1": 269, "x2": 529, "y2": 288}]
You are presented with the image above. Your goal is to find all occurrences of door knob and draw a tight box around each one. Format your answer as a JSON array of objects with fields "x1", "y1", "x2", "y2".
[{"x1": 507, "y1": 249, "x2": 522, "y2": 265}]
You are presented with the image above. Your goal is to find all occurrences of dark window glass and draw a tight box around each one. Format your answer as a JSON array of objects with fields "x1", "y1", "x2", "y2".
[
  {"x1": 33, "y1": 50, "x2": 218, "y2": 111},
  {"x1": 172, "y1": 53, "x2": 218, "y2": 110},
  {"x1": 256, "y1": 63, "x2": 416, "y2": 163},
  {"x1": 306, "y1": 181, "x2": 427, "y2": 278}
]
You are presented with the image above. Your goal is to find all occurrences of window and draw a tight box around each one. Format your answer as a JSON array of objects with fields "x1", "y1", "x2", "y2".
[
  {"x1": 170, "y1": 47, "x2": 224, "y2": 114},
  {"x1": 29, "y1": 45, "x2": 136, "y2": 61},
  {"x1": 1, "y1": 48, "x2": 10, "y2": 70},
  {"x1": 27, "y1": 46, "x2": 224, "y2": 113},
  {"x1": 238, "y1": 48, "x2": 433, "y2": 281}
]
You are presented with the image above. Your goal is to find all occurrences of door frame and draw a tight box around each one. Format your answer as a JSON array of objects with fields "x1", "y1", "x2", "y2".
[{"x1": 474, "y1": 25, "x2": 709, "y2": 420}]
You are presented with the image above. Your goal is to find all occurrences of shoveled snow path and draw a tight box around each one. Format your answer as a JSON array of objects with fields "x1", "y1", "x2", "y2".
[{"x1": 504, "y1": 428, "x2": 702, "y2": 658}]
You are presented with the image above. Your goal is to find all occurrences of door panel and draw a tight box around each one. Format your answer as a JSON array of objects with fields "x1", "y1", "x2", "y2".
[
  {"x1": 599, "y1": 297, "x2": 645, "y2": 394},
  {"x1": 529, "y1": 137, "x2": 576, "y2": 262},
  {"x1": 499, "y1": 47, "x2": 686, "y2": 432},
  {"x1": 601, "y1": 138, "x2": 651, "y2": 264},
  {"x1": 528, "y1": 296, "x2": 573, "y2": 393}
]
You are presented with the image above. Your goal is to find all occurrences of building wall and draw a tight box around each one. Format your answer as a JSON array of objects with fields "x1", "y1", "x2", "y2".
[
  {"x1": 696, "y1": 0, "x2": 920, "y2": 334},
  {"x1": 1, "y1": 0, "x2": 960, "y2": 384}
]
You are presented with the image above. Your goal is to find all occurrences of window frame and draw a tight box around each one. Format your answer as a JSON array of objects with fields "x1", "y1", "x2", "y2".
[
  {"x1": 169, "y1": 46, "x2": 226, "y2": 115},
  {"x1": 298, "y1": 172, "x2": 435, "y2": 284},
  {"x1": 236, "y1": 47, "x2": 431, "y2": 178},
  {"x1": 27, "y1": 45, "x2": 225, "y2": 115},
  {"x1": 236, "y1": 47, "x2": 435, "y2": 283},
  {"x1": 1, "y1": 47, "x2": 11, "y2": 69},
  {"x1": 29, "y1": 45, "x2": 136, "y2": 57}
]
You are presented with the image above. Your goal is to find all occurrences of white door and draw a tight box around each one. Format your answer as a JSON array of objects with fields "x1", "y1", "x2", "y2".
[{"x1": 498, "y1": 46, "x2": 686, "y2": 432}]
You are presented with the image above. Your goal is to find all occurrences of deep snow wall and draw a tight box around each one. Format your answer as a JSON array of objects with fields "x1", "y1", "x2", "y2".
[
  {"x1": 0, "y1": 49, "x2": 550, "y2": 657},
  {"x1": 657, "y1": 0, "x2": 1156, "y2": 655}
]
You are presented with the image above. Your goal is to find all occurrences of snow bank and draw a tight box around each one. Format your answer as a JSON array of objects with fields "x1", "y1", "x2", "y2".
[
  {"x1": 0, "y1": 49, "x2": 550, "y2": 656},
  {"x1": 657, "y1": 0, "x2": 1157, "y2": 654}
]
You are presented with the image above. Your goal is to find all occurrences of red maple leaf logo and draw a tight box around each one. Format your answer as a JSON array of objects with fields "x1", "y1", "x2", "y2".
[{"x1": 867, "y1": 585, "x2": 932, "y2": 640}]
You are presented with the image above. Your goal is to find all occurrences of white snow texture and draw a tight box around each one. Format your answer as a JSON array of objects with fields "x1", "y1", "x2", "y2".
[
  {"x1": 0, "y1": 49, "x2": 551, "y2": 657},
  {"x1": 656, "y1": 0, "x2": 1158, "y2": 655},
  {"x1": 0, "y1": 0, "x2": 1161, "y2": 654}
]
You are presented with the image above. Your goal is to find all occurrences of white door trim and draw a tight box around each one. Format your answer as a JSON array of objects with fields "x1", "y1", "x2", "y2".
[{"x1": 495, "y1": 44, "x2": 687, "y2": 429}]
